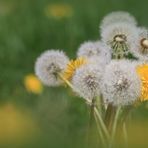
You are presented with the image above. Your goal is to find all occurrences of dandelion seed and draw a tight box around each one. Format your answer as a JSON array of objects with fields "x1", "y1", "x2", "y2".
[
  {"x1": 136, "y1": 64, "x2": 148, "y2": 101},
  {"x1": 72, "y1": 59, "x2": 104, "y2": 100},
  {"x1": 63, "y1": 57, "x2": 87, "y2": 80},
  {"x1": 77, "y1": 41, "x2": 111, "y2": 63},
  {"x1": 101, "y1": 60, "x2": 141, "y2": 106},
  {"x1": 24, "y1": 74, "x2": 43, "y2": 94},
  {"x1": 101, "y1": 22, "x2": 138, "y2": 59},
  {"x1": 35, "y1": 50, "x2": 69, "y2": 86},
  {"x1": 100, "y1": 11, "x2": 137, "y2": 30},
  {"x1": 131, "y1": 27, "x2": 148, "y2": 61}
]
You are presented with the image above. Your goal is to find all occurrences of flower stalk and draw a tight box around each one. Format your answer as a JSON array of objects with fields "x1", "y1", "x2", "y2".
[{"x1": 109, "y1": 106, "x2": 121, "y2": 148}]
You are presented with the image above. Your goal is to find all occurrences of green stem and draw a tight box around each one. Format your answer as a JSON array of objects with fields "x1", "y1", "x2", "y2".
[
  {"x1": 58, "y1": 73, "x2": 109, "y2": 146},
  {"x1": 123, "y1": 122, "x2": 128, "y2": 148},
  {"x1": 58, "y1": 73, "x2": 91, "y2": 104},
  {"x1": 94, "y1": 112, "x2": 107, "y2": 148},
  {"x1": 120, "y1": 106, "x2": 132, "y2": 148},
  {"x1": 120, "y1": 106, "x2": 132, "y2": 124},
  {"x1": 104, "y1": 104, "x2": 116, "y2": 133},
  {"x1": 89, "y1": 98, "x2": 96, "y2": 126},
  {"x1": 87, "y1": 98, "x2": 96, "y2": 148},
  {"x1": 94, "y1": 107, "x2": 110, "y2": 141},
  {"x1": 58, "y1": 73, "x2": 74, "y2": 89},
  {"x1": 109, "y1": 107, "x2": 121, "y2": 148},
  {"x1": 96, "y1": 94, "x2": 105, "y2": 117}
]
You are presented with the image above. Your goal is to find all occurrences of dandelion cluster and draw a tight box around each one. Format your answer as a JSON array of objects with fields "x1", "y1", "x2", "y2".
[{"x1": 35, "y1": 11, "x2": 148, "y2": 147}]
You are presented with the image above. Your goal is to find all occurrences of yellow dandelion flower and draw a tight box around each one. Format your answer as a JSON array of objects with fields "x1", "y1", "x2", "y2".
[
  {"x1": 136, "y1": 64, "x2": 148, "y2": 101},
  {"x1": 63, "y1": 57, "x2": 87, "y2": 80},
  {"x1": 24, "y1": 74, "x2": 43, "y2": 94},
  {"x1": 0, "y1": 2, "x2": 14, "y2": 16},
  {"x1": 45, "y1": 3, "x2": 73, "y2": 19},
  {"x1": 0, "y1": 104, "x2": 39, "y2": 143}
]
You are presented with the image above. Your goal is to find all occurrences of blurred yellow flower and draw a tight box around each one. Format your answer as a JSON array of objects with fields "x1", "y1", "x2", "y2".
[
  {"x1": 0, "y1": 103, "x2": 39, "y2": 144},
  {"x1": 45, "y1": 3, "x2": 73, "y2": 19},
  {"x1": 24, "y1": 74, "x2": 43, "y2": 94},
  {"x1": 136, "y1": 64, "x2": 148, "y2": 101},
  {"x1": 63, "y1": 57, "x2": 87, "y2": 80},
  {"x1": 0, "y1": 2, "x2": 14, "y2": 16}
]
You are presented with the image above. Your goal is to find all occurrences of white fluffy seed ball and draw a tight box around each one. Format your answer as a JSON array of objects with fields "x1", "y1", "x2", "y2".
[
  {"x1": 35, "y1": 50, "x2": 69, "y2": 86},
  {"x1": 131, "y1": 27, "x2": 148, "y2": 61},
  {"x1": 101, "y1": 60, "x2": 141, "y2": 106},
  {"x1": 77, "y1": 41, "x2": 111, "y2": 63},
  {"x1": 100, "y1": 11, "x2": 137, "y2": 31},
  {"x1": 101, "y1": 22, "x2": 139, "y2": 54},
  {"x1": 72, "y1": 59, "x2": 105, "y2": 100}
]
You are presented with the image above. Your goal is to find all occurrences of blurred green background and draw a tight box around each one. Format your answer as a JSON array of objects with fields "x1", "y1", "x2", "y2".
[{"x1": 0, "y1": 0, "x2": 148, "y2": 147}]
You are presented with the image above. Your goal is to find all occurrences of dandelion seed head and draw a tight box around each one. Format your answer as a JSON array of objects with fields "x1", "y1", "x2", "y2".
[
  {"x1": 100, "y1": 11, "x2": 137, "y2": 30},
  {"x1": 77, "y1": 41, "x2": 98, "y2": 58},
  {"x1": 72, "y1": 61, "x2": 104, "y2": 100},
  {"x1": 131, "y1": 27, "x2": 148, "y2": 61},
  {"x1": 77, "y1": 41, "x2": 111, "y2": 63},
  {"x1": 88, "y1": 55, "x2": 109, "y2": 68},
  {"x1": 101, "y1": 60, "x2": 141, "y2": 106},
  {"x1": 35, "y1": 50, "x2": 69, "y2": 86},
  {"x1": 101, "y1": 22, "x2": 138, "y2": 59}
]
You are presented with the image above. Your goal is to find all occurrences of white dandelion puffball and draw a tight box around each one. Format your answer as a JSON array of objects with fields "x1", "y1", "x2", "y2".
[
  {"x1": 101, "y1": 22, "x2": 138, "y2": 58},
  {"x1": 100, "y1": 11, "x2": 137, "y2": 30},
  {"x1": 89, "y1": 56, "x2": 109, "y2": 68},
  {"x1": 77, "y1": 41, "x2": 111, "y2": 63},
  {"x1": 35, "y1": 50, "x2": 69, "y2": 86},
  {"x1": 101, "y1": 60, "x2": 141, "y2": 106},
  {"x1": 72, "y1": 59, "x2": 104, "y2": 100},
  {"x1": 131, "y1": 27, "x2": 148, "y2": 61}
]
